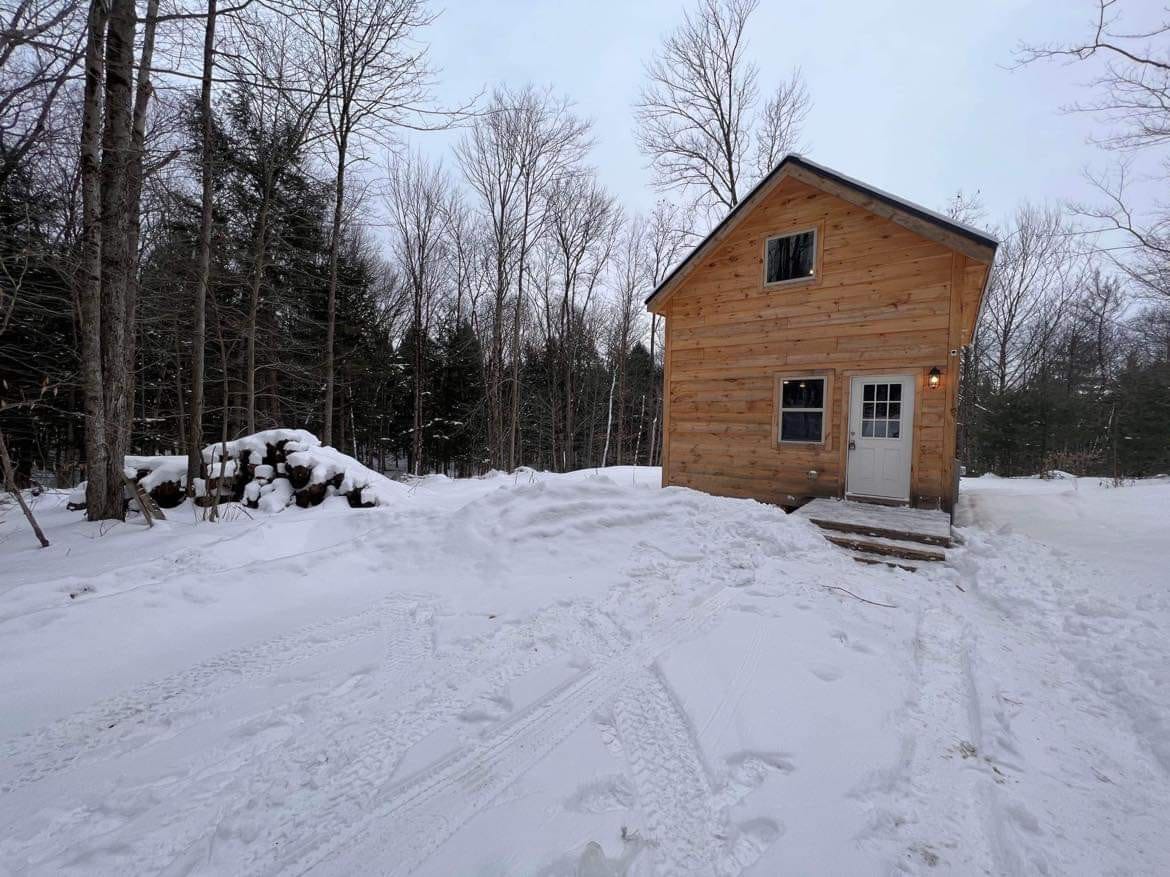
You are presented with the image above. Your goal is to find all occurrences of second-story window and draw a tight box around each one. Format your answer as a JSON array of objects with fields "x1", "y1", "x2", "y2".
[{"x1": 765, "y1": 229, "x2": 817, "y2": 284}]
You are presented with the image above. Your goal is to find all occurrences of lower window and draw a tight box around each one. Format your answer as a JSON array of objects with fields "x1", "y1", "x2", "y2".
[{"x1": 777, "y1": 376, "x2": 827, "y2": 443}]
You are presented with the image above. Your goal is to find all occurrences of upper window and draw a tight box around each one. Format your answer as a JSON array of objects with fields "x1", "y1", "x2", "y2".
[
  {"x1": 778, "y1": 376, "x2": 826, "y2": 443},
  {"x1": 765, "y1": 229, "x2": 817, "y2": 285}
]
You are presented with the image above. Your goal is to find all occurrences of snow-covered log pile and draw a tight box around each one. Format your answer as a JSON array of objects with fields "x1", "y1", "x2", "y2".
[
  {"x1": 68, "y1": 430, "x2": 402, "y2": 514},
  {"x1": 201, "y1": 429, "x2": 401, "y2": 511}
]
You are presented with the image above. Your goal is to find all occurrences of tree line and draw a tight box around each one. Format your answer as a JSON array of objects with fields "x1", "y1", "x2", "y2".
[{"x1": 1, "y1": 0, "x2": 1168, "y2": 525}]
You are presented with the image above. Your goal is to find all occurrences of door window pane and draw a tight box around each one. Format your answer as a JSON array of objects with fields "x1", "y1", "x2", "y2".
[{"x1": 859, "y1": 381, "x2": 905, "y2": 441}]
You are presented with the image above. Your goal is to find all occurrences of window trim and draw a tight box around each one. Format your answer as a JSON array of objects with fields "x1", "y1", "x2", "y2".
[
  {"x1": 762, "y1": 225, "x2": 820, "y2": 288},
  {"x1": 772, "y1": 371, "x2": 834, "y2": 447}
]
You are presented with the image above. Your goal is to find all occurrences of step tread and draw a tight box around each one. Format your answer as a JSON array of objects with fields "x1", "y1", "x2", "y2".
[
  {"x1": 825, "y1": 531, "x2": 947, "y2": 562},
  {"x1": 797, "y1": 498, "x2": 952, "y2": 547},
  {"x1": 851, "y1": 550, "x2": 920, "y2": 571}
]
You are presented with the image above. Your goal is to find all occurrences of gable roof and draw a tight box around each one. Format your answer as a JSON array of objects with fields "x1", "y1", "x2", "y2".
[{"x1": 645, "y1": 154, "x2": 999, "y2": 312}]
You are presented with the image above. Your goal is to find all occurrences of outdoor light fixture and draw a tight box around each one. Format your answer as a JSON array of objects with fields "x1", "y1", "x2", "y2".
[{"x1": 928, "y1": 367, "x2": 942, "y2": 389}]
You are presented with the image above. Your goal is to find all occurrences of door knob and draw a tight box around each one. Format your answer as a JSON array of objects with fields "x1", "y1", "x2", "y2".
[{"x1": 848, "y1": 440, "x2": 856, "y2": 451}]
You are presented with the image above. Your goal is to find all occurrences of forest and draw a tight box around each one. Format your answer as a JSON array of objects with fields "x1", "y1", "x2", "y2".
[{"x1": 1, "y1": 0, "x2": 1168, "y2": 523}]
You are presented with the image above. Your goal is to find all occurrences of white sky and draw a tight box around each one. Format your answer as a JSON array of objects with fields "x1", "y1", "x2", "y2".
[{"x1": 399, "y1": 0, "x2": 1149, "y2": 232}]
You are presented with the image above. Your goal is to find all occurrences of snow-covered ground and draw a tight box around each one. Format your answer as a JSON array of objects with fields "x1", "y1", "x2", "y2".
[{"x1": 0, "y1": 470, "x2": 1167, "y2": 875}]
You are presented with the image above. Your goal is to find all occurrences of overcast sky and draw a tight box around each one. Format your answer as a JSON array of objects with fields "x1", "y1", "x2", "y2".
[{"x1": 401, "y1": 0, "x2": 1146, "y2": 232}]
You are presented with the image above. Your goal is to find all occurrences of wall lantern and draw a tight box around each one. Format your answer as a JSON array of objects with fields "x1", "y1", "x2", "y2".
[{"x1": 928, "y1": 367, "x2": 942, "y2": 390}]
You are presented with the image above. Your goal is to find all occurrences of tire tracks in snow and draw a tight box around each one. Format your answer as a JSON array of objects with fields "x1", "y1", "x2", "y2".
[
  {"x1": 0, "y1": 592, "x2": 424, "y2": 794},
  {"x1": 613, "y1": 669, "x2": 723, "y2": 874},
  {"x1": 287, "y1": 588, "x2": 734, "y2": 877},
  {"x1": 612, "y1": 667, "x2": 785, "y2": 877},
  {"x1": 0, "y1": 598, "x2": 628, "y2": 874}
]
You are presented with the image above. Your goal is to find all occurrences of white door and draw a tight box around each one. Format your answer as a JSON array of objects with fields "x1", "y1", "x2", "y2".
[{"x1": 846, "y1": 375, "x2": 915, "y2": 502}]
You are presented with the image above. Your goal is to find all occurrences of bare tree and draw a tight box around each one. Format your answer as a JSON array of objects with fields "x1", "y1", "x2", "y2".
[
  {"x1": 544, "y1": 171, "x2": 617, "y2": 471},
  {"x1": 979, "y1": 204, "x2": 1082, "y2": 394},
  {"x1": 644, "y1": 199, "x2": 694, "y2": 465},
  {"x1": 635, "y1": 0, "x2": 812, "y2": 218},
  {"x1": 1017, "y1": 0, "x2": 1170, "y2": 152},
  {"x1": 1018, "y1": 1, "x2": 1170, "y2": 300},
  {"x1": 385, "y1": 153, "x2": 449, "y2": 475},
  {"x1": 456, "y1": 85, "x2": 589, "y2": 468},
  {"x1": 185, "y1": 0, "x2": 219, "y2": 493},
  {"x1": 74, "y1": 0, "x2": 155, "y2": 520},
  {"x1": 754, "y1": 68, "x2": 811, "y2": 178},
  {"x1": 225, "y1": 12, "x2": 329, "y2": 433},
  {"x1": 456, "y1": 97, "x2": 522, "y2": 467},
  {"x1": 305, "y1": 0, "x2": 436, "y2": 446},
  {"x1": 635, "y1": 0, "x2": 758, "y2": 212},
  {"x1": 608, "y1": 213, "x2": 648, "y2": 465},
  {"x1": 942, "y1": 188, "x2": 988, "y2": 229},
  {"x1": 505, "y1": 86, "x2": 590, "y2": 468},
  {"x1": 0, "y1": 0, "x2": 84, "y2": 187}
]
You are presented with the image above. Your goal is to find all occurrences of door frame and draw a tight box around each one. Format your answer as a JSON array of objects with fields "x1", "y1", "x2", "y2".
[{"x1": 840, "y1": 370, "x2": 919, "y2": 504}]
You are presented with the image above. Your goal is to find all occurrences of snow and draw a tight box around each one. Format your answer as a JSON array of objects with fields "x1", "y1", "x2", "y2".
[
  {"x1": 1, "y1": 470, "x2": 1168, "y2": 875},
  {"x1": 201, "y1": 428, "x2": 321, "y2": 465}
]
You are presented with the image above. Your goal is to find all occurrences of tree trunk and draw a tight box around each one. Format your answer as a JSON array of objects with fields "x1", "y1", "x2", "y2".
[
  {"x1": 246, "y1": 190, "x2": 272, "y2": 433},
  {"x1": 186, "y1": 0, "x2": 217, "y2": 492},
  {"x1": 0, "y1": 430, "x2": 48, "y2": 547},
  {"x1": 601, "y1": 366, "x2": 616, "y2": 468},
  {"x1": 123, "y1": 0, "x2": 159, "y2": 443},
  {"x1": 412, "y1": 315, "x2": 423, "y2": 476},
  {"x1": 323, "y1": 130, "x2": 348, "y2": 447},
  {"x1": 78, "y1": 0, "x2": 109, "y2": 520},
  {"x1": 615, "y1": 341, "x2": 627, "y2": 466},
  {"x1": 94, "y1": 0, "x2": 136, "y2": 521}
]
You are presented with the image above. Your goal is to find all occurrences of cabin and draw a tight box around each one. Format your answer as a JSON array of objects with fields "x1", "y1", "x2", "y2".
[{"x1": 647, "y1": 155, "x2": 997, "y2": 518}]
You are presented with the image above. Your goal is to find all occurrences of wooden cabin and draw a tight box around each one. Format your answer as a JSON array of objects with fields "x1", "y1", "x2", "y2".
[{"x1": 647, "y1": 155, "x2": 998, "y2": 513}]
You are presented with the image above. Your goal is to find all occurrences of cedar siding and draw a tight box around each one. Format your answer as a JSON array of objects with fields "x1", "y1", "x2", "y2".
[{"x1": 652, "y1": 172, "x2": 992, "y2": 511}]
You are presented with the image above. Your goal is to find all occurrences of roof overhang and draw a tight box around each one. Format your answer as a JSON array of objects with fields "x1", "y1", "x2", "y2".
[{"x1": 645, "y1": 154, "x2": 999, "y2": 314}]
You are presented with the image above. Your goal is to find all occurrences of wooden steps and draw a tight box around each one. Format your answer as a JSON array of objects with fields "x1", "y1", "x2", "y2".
[
  {"x1": 793, "y1": 497, "x2": 952, "y2": 569},
  {"x1": 850, "y1": 550, "x2": 920, "y2": 572}
]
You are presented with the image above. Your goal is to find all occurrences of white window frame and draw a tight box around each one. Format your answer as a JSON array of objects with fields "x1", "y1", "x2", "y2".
[
  {"x1": 763, "y1": 226, "x2": 819, "y2": 287},
  {"x1": 774, "y1": 373, "x2": 831, "y2": 446}
]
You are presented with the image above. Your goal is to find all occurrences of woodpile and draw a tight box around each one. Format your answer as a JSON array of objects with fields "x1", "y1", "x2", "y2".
[{"x1": 68, "y1": 430, "x2": 402, "y2": 515}]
